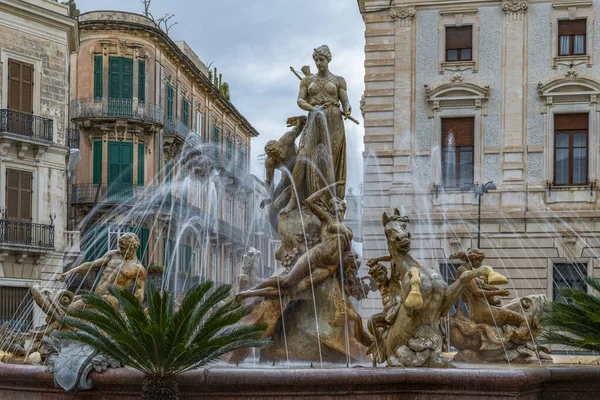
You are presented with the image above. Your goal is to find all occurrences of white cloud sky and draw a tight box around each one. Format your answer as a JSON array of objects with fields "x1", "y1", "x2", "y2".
[{"x1": 77, "y1": 0, "x2": 365, "y2": 192}]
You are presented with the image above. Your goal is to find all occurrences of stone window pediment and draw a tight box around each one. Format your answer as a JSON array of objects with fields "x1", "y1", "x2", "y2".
[
  {"x1": 426, "y1": 77, "x2": 490, "y2": 116},
  {"x1": 537, "y1": 73, "x2": 600, "y2": 108}
]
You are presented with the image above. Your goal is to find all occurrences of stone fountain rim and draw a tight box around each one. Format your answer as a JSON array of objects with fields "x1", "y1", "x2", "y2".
[{"x1": 1, "y1": 363, "x2": 600, "y2": 397}]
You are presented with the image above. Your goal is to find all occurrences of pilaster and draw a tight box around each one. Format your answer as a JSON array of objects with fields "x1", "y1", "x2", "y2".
[{"x1": 501, "y1": 0, "x2": 528, "y2": 189}]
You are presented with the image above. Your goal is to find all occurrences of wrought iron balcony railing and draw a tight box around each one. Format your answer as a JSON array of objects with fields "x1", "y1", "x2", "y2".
[
  {"x1": 70, "y1": 98, "x2": 164, "y2": 126},
  {"x1": 67, "y1": 128, "x2": 79, "y2": 149},
  {"x1": 0, "y1": 219, "x2": 54, "y2": 249},
  {"x1": 164, "y1": 116, "x2": 190, "y2": 141},
  {"x1": 0, "y1": 109, "x2": 53, "y2": 142}
]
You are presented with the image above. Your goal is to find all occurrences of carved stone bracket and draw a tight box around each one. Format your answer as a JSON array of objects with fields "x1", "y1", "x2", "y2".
[
  {"x1": 502, "y1": 0, "x2": 529, "y2": 15},
  {"x1": 390, "y1": 7, "x2": 415, "y2": 27}
]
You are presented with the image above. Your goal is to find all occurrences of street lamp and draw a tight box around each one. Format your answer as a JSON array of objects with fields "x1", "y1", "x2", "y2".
[{"x1": 460, "y1": 181, "x2": 497, "y2": 249}]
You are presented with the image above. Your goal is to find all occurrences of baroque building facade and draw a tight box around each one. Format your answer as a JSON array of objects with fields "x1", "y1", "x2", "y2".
[
  {"x1": 69, "y1": 11, "x2": 258, "y2": 288},
  {"x1": 0, "y1": 0, "x2": 77, "y2": 328},
  {"x1": 358, "y1": 0, "x2": 600, "y2": 320}
]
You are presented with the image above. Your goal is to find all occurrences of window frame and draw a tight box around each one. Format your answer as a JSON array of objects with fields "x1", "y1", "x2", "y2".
[
  {"x1": 551, "y1": 5, "x2": 594, "y2": 68},
  {"x1": 440, "y1": 117, "x2": 475, "y2": 189},
  {"x1": 558, "y1": 19, "x2": 587, "y2": 56},
  {"x1": 1, "y1": 50, "x2": 42, "y2": 115},
  {"x1": 552, "y1": 262, "x2": 588, "y2": 302},
  {"x1": 445, "y1": 26, "x2": 473, "y2": 62},
  {"x1": 438, "y1": 11, "x2": 479, "y2": 73},
  {"x1": 552, "y1": 113, "x2": 589, "y2": 187}
]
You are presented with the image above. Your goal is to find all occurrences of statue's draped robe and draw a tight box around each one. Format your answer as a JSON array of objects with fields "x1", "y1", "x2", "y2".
[{"x1": 296, "y1": 74, "x2": 347, "y2": 203}]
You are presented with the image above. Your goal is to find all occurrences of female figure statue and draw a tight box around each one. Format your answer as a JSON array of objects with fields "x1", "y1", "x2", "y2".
[
  {"x1": 238, "y1": 181, "x2": 351, "y2": 299},
  {"x1": 282, "y1": 45, "x2": 352, "y2": 213}
]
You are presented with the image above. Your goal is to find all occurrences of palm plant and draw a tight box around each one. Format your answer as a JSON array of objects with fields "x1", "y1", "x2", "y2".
[
  {"x1": 540, "y1": 277, "x2": 600, "y2": 352},
  {"x1": 55, "y1": 281, "x2": 270, "y2": 400}
]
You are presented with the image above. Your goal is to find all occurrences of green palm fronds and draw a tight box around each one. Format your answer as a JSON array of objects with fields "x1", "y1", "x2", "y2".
[
  {"x1": 54, "y1": 281, "x2": 270, "y2": 377},
  {"x1": 540, "y1": 277, "x2": 600, "y2": 353}
]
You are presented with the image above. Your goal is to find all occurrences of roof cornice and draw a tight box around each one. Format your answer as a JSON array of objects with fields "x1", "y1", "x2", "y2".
[{"x1": 78, "y1": 12, "x2": 259, "y2": 138}]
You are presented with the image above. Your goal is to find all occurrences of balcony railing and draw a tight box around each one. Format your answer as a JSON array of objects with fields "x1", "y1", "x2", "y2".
[
  {"x1": 67, "y1": 128, "x2": 79, "y2": 149},
  {"x1": 0, "y1": 109, "x2": 53, "y2": 142},
  {"x1": 164, "y1": 116, "x2": 191, "y2": 141},
  {"x1": 0, "y1": 219, "x2": 54, "y2": 249},
  {"x1": 70, "y1": 98, "x2": 164, "y2": 126},
  {"x1": 72, "y1": 183, "x2": 152, "y2": 205}
]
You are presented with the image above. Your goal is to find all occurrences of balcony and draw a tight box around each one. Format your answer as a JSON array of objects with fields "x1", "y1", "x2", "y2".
[
  {"x1": 0, "y1": 109, "x2": 53, "y2": 142},
  {"x1": 67, "y1": 128, "x2": 79, "y2": 149},
  {"x1": 164, "y1": 116, "x2": 191, "y2": 142},
  {"x1": 71, "y1": 183, "x2": 152, "y2": 205},
  {"x1": 0, "y1": 219, "x2": 54, "y2": 250},
  {"x1": 71, "y1": 98, "x2": 164, "y2": 126}
]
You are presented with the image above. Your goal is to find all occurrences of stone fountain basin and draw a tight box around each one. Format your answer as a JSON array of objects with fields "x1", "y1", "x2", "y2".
[{"x1": 1, "y1": 362, "x2": 600, "y2": 399}]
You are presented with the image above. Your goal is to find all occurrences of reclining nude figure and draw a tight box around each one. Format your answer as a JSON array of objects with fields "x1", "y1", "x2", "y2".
[{"x1": 238, "y1": 180, "x2": 350, "y2": 299}]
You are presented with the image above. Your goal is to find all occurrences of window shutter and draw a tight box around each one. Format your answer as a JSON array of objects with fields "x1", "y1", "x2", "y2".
[
  {"x1": 122, "y1": 58, "x2": 133, "y2": 99},
  {"x1": 555, "y1": 113, "x2": 588, "y2": 131},
  {"x1": 138, "y1": 60, "x2": 145, "y2": 103},
  {"x1": 108, "y1": 57, "x2": 121, "y2": 99},
  {"x1": 558, "y1": 19, "x2": 586, "y2": 36},
  {"x1": 5, "y1": 170, "x2": 32, "y2": 221},
  {"x1": 138, "y1": 144, "x2": 145, "y2": 186},
  {"x1": 6, "y1": 169, "x2": 19, "y2": 220},
  {"x1": 182, "y1": 99, "x2": 189, "y2": 127},
  {"x1": 94, "y1": 56, "x2": 103, "y2": 99},
  {"x1": 21, "y1": 63, "x2": 33, "y2": 114},
  {"x1": 442, "y1": 118, "x2": 474, "y2": 147},
  {"x1": 166, "y1": 85, "x2": 174, "y2": 118},
  {"x1": 8, "y1": 59, "x2": 33, "y2": 113},
  {"x1": 446, "y1": 26, "x2": 472, "y2": 49},
  {"x1": 213, "y1": 125, "x2": 219, "y2": 143},
  {"x1": 8, "y1": 60, "x2": 21, "y2": 111},
  {"x1": 93, "y1": 140, "x2": 103, "y2": 184}
]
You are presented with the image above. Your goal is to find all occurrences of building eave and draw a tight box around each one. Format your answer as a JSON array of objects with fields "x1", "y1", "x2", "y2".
[{"x1": 78, "y1": 12, "x2": 259, "y2": 138}]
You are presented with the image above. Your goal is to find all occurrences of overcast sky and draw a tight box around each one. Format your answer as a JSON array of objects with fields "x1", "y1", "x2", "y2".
[{"x1": 77, "y1": 0, "x2": 366, "y2": 193}]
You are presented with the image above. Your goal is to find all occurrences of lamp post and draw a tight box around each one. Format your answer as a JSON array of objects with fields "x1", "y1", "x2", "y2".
[{"x1": 461, "y1": 181, "x2": 497, "y2": 249}]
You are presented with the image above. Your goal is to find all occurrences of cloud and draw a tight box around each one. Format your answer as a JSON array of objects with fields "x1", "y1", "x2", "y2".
[{"x1": 78, "y1": 0, "x2": 365, "y2": 192}]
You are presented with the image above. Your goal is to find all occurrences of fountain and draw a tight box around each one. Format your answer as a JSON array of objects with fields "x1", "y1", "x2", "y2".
[{"x1": 1, "y1": 45, "x2": 600, "y2": 400}]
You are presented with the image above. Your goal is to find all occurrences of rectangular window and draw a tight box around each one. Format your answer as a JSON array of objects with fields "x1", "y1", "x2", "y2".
[
  {"x1": 137, "y1": 144, "x2": 145, "y2": 186},
  {"x1": 0, "y1": 286, "x2": 32, "y2": 332},
  {"x1": 8, "y1": 59, "x2": 33, "y2": 114},
  {"x1": 108, "y1": 57, "x2": 133, "y2": 116},
  {"x1": 182, "y1": 98, "x2": 189, "y2": 127},
  {"x1": 180, "y1": 244, "x2": 192, "y2": 274},
  {"x1": 6, "y1": 169, "x2": 32, "y2": 221},
  {"x1": 446, "y1": 26, "x2": 472, "y2": 62},
  {"x1": 213, "y1": 125, "x2": 220, "y2": 158},
  {"x1": 442, "y1": 117, "x2": 474, "y2": 188},
  {"x1": 196, "y1": 112, "x2": 204, "y2": 138},
  {"x1": 94, "y1": 55, "x2": 103, "y2": 100},
  {"x1": 440, "y1": 262, "x2": 463, "y2": 315},
  {"x1": 166, "y1": 84, "x2": 174, "y2": 119},
  {"x1": 558, "y1": 19, "x2": 586, "y2": 56},
  {"x1": 237, "y1": 148, "x2": 244, "y2": 169},
  {"x1": 554, "y1": 114, "x2": 588, "y2": 186},
  {"x1": 226, "y1": 198, "x2": 233, "y2": 222},
  {"x1": 138, "y1": 60, "x2": 145, "y2": 103},
  {"x1": 107, "y1": 141, "x2": 133, "y2": 201},
  {"x1": 226, "y1": 137, "x2": 233, "y2": 160},
  {"x1": 553, "y1": 262, "x2": 587, "y2": 302}
]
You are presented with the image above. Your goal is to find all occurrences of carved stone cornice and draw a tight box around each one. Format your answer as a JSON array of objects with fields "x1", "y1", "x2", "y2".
[
  {"x1": 502, "y1": 0, "x2": 529, "y2": 14},
  {"x1": 390, "y1": 7, "x2": 415, "y2": 21}
]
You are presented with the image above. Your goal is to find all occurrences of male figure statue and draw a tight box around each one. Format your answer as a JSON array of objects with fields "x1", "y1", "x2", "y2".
[{"x1": 61, "y1": 232, "x2": 147, "y2": 308}]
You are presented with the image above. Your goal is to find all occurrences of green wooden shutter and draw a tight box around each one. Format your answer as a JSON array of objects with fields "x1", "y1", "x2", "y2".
[
  {"x1": 93, "y1": 140, "x2": 102, "y2": 184},
  {"x1": 138, "y1": 60, "x2": 145, "y2": 103},
  {"x1": 226, "y1": 138, "x2": 232, "y2": 159},
  {"x1": 93, "y1": 56, "x2": 102, "y2": 100},
  {"x1": 165, "y1": 161, "x2": 172, "y2": 205},
  {"x1": 137, "y1": 144, "x2": 145, "y2": 186},
  {"x1": 108, "y1": 57, "x2": 121, "y2": 99},
  {"x1": 213, "y1": 125, "x2": 219, "y2": 143},
  {"x1": 135, "y1": 226, "x2": 149, "y2": 265},
  {"x1": 166, "y1": 85, "x2": 174, "y2": 119},
  {"x1": 108, "y1": 142, "x2": 133, "y2": 201},
  {"x1": 86, "y1": 225, "x2": 108, "y2": 262},
  {"x1": 182, "y1": 99, "x2": 189, "y2": 127},
  {"x1": 122, "y1": 58, "x2": 133, "y2": 99}
]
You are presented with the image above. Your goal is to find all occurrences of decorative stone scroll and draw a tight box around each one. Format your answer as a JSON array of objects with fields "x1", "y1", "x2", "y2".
[
  {"x1": 390, "y1": 7, "x2": 415, "y2": 27},
  {"x1": 501, "y1": 0, "x2": 529, "y2": 14}
]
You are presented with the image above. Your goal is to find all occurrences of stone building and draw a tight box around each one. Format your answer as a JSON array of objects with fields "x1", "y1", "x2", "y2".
[
  {"x1": 0, "y1": 0, "x2": 77, "y2": 329},
  {"x1": 358, "y1": 0, "x2": 600, "y2": 319},
  {"x1": 69, "y1": 11, "x2": 258, "y2": 287}
]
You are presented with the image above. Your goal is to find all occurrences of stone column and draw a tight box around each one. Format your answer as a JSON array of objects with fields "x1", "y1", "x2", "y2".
[{"x1": 501, "y1": 0, "x2": 529, "y2": 208}]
